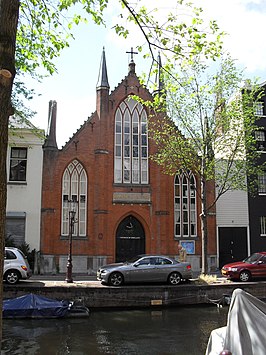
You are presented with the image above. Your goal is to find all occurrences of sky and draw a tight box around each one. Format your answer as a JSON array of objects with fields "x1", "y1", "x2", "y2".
[{"x1": 26, "y1": 0, "x2": 266, "y2": 148}]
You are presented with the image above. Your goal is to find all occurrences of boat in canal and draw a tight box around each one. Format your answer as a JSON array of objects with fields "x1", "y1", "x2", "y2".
[
  {"x1": 205, "y1": 288, "x2": 266, "y2": 355},
  {"x1": 3, "y1": 293, "x2": 89, "y2": 319}
]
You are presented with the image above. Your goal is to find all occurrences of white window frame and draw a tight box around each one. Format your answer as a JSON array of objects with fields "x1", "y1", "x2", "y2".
[
  {"x1": 255, "y1": 130, "x2": 266, "y2": 152},
  {"x1": 258, "y1": 171, "x2": 266, "y2": 194},
  {"x1": 254, "y1": 102, "x2": 264, "y2": 116},
  {"x1": 255, "y1": 131, "x2": 265, "y2": 141},
  {"x1": 9, "y1": 147, "x2": 27, "y2": 182},
  {"x1": 61, "y1": 160, "x2": 87, "y2": 236},
  {"x1": 260, "y1": 216, "x2": 266, "y2": 236},
  {"x1": 114, "y1": 98, "x2": 148, "y2": 184},
  {"x1": 174, "y1": 171, "x2": 197, "y2": 237}
]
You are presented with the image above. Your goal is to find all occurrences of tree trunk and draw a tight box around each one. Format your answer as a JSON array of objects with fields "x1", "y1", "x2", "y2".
[
  {"x1": 0, "y1": 0, "x2": 20, "y2": 344},
  {"x1": 201, "y1": 177, "x2": 208, "y2": 275}
]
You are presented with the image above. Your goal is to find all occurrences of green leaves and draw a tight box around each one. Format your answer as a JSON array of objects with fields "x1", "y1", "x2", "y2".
[
  {"x1": 16, "y1": 0, "x2": 111, "y2": 79},
  {"x1": 14, "y1": 0, "x2": 110, "y2": 117},
  {"x1": 147, "y1": 52, "x2": 263, "y2": 208},
  {"x1": 119, "y1": 0, "x2": 224, "y2": 65}
]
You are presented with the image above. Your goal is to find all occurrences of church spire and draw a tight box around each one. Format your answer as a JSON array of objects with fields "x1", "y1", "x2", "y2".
[
  {"x1": 96, "y1": 48, "x2": 109, "y2": 119},
  {"x1": 96, "y1": 47, "x2": 109, "y2": 90},
  {"x1": 43, "y1": 100, "x2": 58, "y2": 150}
]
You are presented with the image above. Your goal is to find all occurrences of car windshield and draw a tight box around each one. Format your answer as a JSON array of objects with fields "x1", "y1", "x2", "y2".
[
  {"x1": 17, "y1": 250, "x2": 27, "y2": 259},
  {"x1": 126, "y1": 255, "x2": 143, "y2": 264},
  {"x1": 244, "y1": 253, "x2": 262, "y2": 264}
]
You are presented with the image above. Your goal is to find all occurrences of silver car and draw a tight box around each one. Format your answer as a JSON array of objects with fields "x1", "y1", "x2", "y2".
[
  {"x1": 97, "y1": 254, "x2": 192, "y2": 286},
  {"x1": 4, "y1": 247, "x2": 32, "y2": 285}
]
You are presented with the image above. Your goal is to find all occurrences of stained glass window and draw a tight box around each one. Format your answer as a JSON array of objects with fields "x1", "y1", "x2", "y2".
[
  {"x1": 114, "y1": 98, "x2": 148, "y2": 184},
  {"x1": 61, "y1": 160, "x2": 87, "y2": 236},
  {"x1": 174, "y1": 172, "x2": 197, "y2": 237}
]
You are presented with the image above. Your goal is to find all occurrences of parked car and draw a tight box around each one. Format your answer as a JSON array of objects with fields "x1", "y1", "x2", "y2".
[
  {"x1": 97, "y1": 254, "x2": 192, "y2": 286},
  {"x1": 4, "y1": 247, "x2": 32, "y2": 285},
  {"x1": 221, "y1": 252, "x2": 266, "y2": 282}
]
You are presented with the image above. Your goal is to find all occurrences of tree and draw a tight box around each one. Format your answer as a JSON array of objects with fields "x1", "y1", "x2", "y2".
[
  {"x1": 119, "y1": 0, "x2": 224, "y2": 82},
  {"x1": 147, "y1": 54, "x2": 264, "y2": 274},
  {"x1": 0, "y1": 0, "x2": 20, "y2": 341},
  {"x1": 118, "y1": 1, "x2": 247, "y2": 274},
  {"x1": 1, "y1": 0, "x2": 118, "y2": 342},
  {"x1": 0, "y1": 0, "x2": 225, "y2": 342}
]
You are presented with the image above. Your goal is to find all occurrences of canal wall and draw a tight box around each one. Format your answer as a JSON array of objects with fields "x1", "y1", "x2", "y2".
[{"x1": 3, "y1": 280, "x2": 266, "y2": 309}]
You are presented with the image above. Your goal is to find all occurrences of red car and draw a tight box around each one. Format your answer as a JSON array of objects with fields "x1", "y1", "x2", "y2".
[{"x1": 221, "y1": 252, "x2": 266, "y2": 282}]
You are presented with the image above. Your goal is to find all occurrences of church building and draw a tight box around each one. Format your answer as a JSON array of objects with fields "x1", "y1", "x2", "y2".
[{"x1": 41, "y1": 48, "x2": 217, "y2": 275}]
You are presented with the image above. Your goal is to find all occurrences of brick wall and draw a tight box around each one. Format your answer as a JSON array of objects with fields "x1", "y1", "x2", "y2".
[{"x1": 41, "y1": 71, "x2": 217, "y2": 273}]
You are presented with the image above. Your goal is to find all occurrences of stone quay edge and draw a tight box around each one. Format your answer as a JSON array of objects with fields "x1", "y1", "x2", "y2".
[{"x1": 3, "y1": 278, "x2": 266, "y2": 309}]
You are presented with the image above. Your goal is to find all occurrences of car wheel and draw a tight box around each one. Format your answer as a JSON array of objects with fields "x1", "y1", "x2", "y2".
[
  {"x1": 239, "y1": 270, "x2": 251, "y2": 282},
  {"x1": 5, "y1": 270, "x2": 20, "y2": 285},
  {"x1": 108, "y1": 272, "x2": 124, "y2": 286},
  {"x1": 168, "y1": 272, "x2": 182, "y2": 285}
]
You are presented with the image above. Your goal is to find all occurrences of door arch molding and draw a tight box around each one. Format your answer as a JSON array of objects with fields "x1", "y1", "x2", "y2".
[{"x1": 115, "y1": 215, "x2": 146, "y2": 262}]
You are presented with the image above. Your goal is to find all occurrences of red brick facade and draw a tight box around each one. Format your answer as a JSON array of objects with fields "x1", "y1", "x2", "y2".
[{"x1": 41, "y1": 53, "x2": 217, "y2": 274}]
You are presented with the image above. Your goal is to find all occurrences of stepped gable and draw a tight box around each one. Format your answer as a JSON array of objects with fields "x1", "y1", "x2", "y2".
[
  {"x1": 109, "y1": 73, "x2": 153, "y2": 102},
  {"x1": 60, "y1": 111, "x2": 97, "y2": 150},
  {"x1": 61, "y1": 50, "x2": 153, "y2": 150}
]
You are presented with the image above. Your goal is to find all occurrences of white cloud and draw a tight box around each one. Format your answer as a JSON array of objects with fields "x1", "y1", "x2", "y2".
[
  {"x1": 27, "y1": 0, "x2": 266, "y2": 147},
  {"x1": 196, "y1": 0, "x2": 266, "y2": 77},
  {"x1": 107, "y1": 0, "x2": 266, "y2": 78}
]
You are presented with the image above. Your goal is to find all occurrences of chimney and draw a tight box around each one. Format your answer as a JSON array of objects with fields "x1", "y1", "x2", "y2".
[{"x1": 43, "y1": 100, "x2": 58, "y2": 150}]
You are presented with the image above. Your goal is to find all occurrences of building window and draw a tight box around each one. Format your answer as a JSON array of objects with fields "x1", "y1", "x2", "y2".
[
  {"x1": 255, "y1": 130, "x2": 266, "y2": 151},
  {"x1": 61, "y1": 160, "x2": 87, "y2": 236},
  {"x1": 6, "y1": 212, "x2": 26, "y2": 246},
  {"x1": 9, "y1": 147, "x2": 27, "y2": 182},
  {"x1": 260, "y1": 216, "x2": 266, "y2": 236},
  {"x1": 114, "y1": 97, "x2": 148, "y2": 184},
  {"x1": 174, "y1": 171, "x2": 197, "y2": 237},
  {"x1": 254, "y1": 102, "x2": 264, "y2": 116},
  {"x1": 258, "y1": 171, "x2": 266, "y2": 194}
]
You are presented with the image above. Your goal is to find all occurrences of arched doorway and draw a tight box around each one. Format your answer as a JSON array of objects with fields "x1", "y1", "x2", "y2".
[{"x1": 116, "y1": 215, "x2": 145, "y2": 262}]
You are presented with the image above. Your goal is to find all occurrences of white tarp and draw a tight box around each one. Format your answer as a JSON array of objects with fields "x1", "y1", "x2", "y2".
[{"x1": 205, "y1": 288, "x2": 266, "y2": 355}]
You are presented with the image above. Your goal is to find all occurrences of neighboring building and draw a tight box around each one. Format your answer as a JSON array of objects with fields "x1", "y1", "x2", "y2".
[
  {"x1": 216, "y1": 190, "x2": 250, "y2": 268},
  {"x1": 248, "y1": 82, "x2": 266, "y2": 252},
  {"x1": 41, "y1": 49, "x2": 217, "y2": 275},
  {"x1": 216, "y1": 81, "x2": 266, "y2": 268},
  {"x1": 6, "y1": 123, "x2": 44, "y2": 251}
]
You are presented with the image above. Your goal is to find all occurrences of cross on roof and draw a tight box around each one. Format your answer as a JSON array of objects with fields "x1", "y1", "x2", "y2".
[{"x1": 126, "y1": 47, "x2": 138, "y2": 62}]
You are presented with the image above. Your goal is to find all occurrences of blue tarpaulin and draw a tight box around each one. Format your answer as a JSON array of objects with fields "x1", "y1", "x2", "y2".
[{"x1": 3, "y1": 293, "x2": 70, "y2": 318}]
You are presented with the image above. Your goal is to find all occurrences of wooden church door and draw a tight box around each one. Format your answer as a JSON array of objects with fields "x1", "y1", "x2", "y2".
[{"x1": 116, "y1": 215, "x2": 145, "y2": 262}]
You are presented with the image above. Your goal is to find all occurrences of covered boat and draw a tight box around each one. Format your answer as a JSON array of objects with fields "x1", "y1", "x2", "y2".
[
  {"x1": 206, "y1": 288, "x2": 266, "y2": 355},
  {"x1": 3, "y1": 293, "x2": 70, "y2": 319}
]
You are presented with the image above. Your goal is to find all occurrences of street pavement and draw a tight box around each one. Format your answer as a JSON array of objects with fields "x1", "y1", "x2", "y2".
[
  {"x1": 30, "y1": 273, "x2": 97, "y2": 281},
  {"x1": 30, "y1": 269, "x2": 222, "y2": 281}
]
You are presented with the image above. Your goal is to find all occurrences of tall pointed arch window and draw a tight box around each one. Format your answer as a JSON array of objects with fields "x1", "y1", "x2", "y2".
[
  {"x1": 61, "y1": 160, "x2": 87, "y2": 236},
  {"x1": 114, "y1": 97, "x2": 148, "y2": 184},
  {"x1": 174, "y1": 171, "x2": 197, "y2": 237}
]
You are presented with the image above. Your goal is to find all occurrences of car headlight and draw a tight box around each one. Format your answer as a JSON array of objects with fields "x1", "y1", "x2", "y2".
[
  {"x1": 229, "y1": 267, "x2": 238, "y2": 272},
  {"x1": 100, "y1": 269, "x2": 108, "y2": 274}
]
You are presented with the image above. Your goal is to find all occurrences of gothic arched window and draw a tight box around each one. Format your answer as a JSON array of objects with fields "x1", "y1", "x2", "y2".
[
  {"x1": 114, "y1": 97, "x2": 148, "y2": 184},
  {"x1": 61, "y1": 160, "x2": 87, "y2": 236},
  {"x1": 174, "y1": 171, "x2": 197, "y2": 237}
]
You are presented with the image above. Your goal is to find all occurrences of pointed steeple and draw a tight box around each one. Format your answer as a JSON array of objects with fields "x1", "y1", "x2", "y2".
[
  {"x1": 96, "y1": 47, "x2": 109, "y2": 90},
  {"x1": 43, "y1": 100, "x2": 58, "y2": 150},
  {"x1": 96, "y1": 48, "x2": 109, "y2": 119}
]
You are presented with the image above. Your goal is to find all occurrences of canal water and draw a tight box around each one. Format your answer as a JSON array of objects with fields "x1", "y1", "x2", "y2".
[{"x1": 2, "y1": 305, "x2": 227, "y2": 355}]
